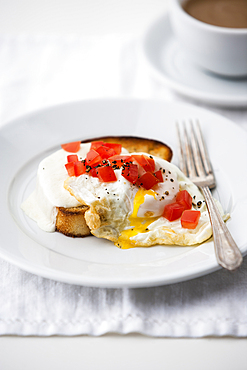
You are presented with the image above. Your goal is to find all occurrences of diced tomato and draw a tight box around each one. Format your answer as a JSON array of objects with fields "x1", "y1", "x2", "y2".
[
  {"x1": 65, "y1": 162, "x2": 75, "y2": 176},
  {"x1": 86, "y1": 149, "x2": 102, "y2": 166},
  {"x1": 122, "y1": 163, "x2": 139, "y2": 184},
  {"x1": 108, "y1": 155, "x2": 132, "y2": 167},
  {"x1": 90, "y1": 141, "x2": 104, "y2": 150},
  {"x1": 97, "y1": 165, "x2": 117, "y2": 182},
  {"x1": 89, "y1": 167, "x2": 98, "y2": 177},
  {"x1": 181, "y1": 210, "x2": 201, "y2": 229},
  {"x1": 176, "y1": 190, "x2": 192, "y2": 210},
  {"x1": 163, "y1": 202, "x2": 185, "y2": 222},
  {"x1": 61, "y1": 141, "x2": 81, "y2": 153},
  {"x1": 145, "y1": 156, "x2": 155, "y2": 172},
  {"x1": 131, "y1": 154, "x2": 146, "y2": 167},
  {"x1": 131, "y1": 154, "x2": 155, "y2": 172},
  {"x1": 90, "y1": 141, "x2": 122, "y2": 155},
  {"x1": 154, "y1": 170, "x2": 163, "y2": 183},
  {"x1": 104, "y1": 142, "x2": 122, "y2": 155},
  {"x1": 95, "y1": 146, "x2": 116, "y2": 159},
  {"x1": 67, "y1": 154, "x2": 78, "y2": 163},
  {"x1": 74, "y1": 161, "x2": 86, "y2": 176},
  {"x1": 136, "y1": 172, "x2": 160, "y2": 190}
]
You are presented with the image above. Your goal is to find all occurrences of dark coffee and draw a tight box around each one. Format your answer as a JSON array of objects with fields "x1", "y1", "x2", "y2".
[{"x1": 183, "y1": 0, "x2": 247, "y2": 28}]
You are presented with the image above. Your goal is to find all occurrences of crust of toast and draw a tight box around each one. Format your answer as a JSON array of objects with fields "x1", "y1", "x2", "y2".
[
  {"x1": 56, "y1": 136, "x2": 173, "y2": 237},
  {"x1": 55, "y1": 205, "x2": 90, "y2": 237},
  {"x1": 82, "y1": 136, "x2": 173, "y2": 162}
]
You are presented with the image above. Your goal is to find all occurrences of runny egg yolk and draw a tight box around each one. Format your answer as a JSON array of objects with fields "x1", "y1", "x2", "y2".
[{"x1": 117, "y1": 187, "x2": 159, "y2": 249}]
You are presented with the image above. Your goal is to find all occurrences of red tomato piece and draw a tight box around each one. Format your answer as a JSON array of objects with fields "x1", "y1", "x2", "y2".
[
  {"x1": 181, "y1": 210, "x2": 201, "y2": 229},
  {"x1": 104, "y1": 142, "x2": 122, "y2": 155},
  {"x1": 108, "y1": 155, "x2": 132, "y2": 167},
  {"x1": 154, "y1": 170, "x2": 164, "y2": 182},
  {"x1": 137, "y1": 172, "x2": 160, "y2": 190},
  {"x1": 131, "y1": 154, "x2": 147, "y2": 167},
  {"x1": 67, "y1": 154, "x2": 79, "y2": 163},
  {"x1": 90, "y1": 141, "x2": 104, "y2": 150},
  {"x1": 86, "y1": 149, "x2": 102, "y2": 166},
  {"x1": 145, "y1": 156, "x2": 155, "y2": 172},
  {"x1": 131, "y1": 154, "x2": 155, "y2": 172},
  {"x1": 176, "y1": 190, "x2": 192, "y2": 210},
  {"x1": 97, "y1": 166, "x2": 117, "y2": 182},
  {"x1": 121, "y1": 164, "x2": 139, "y2": 184},
  {"x1": 163, "y1": 202, "x2": 185, "y2": 222},
  {"x1": 89, "y1": 167, "x2": 98, "y2": 177},
  {"x1": 74, "y1": 161, "x2": 86, "y2": 176},
  {"x1": 61, "y1": 141, "x2": 81, "y2": 153},
  {"x1": 95, "y1": 146, "x2": 116, "y2": 159},
  {"x1": 65, "y1": 162, "x2": 75, "y2": 176}
]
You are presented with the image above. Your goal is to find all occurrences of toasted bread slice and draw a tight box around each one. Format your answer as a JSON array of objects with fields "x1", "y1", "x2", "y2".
[
  {"x1": 56, "y1": 205, "x2": 90, "y2": 237},
  {"x1": 82, "y1": 136, "x2": 173, "y2": 162},
  {"x1": 56, "y1": 136, "x2": 173, "y2": 237}
]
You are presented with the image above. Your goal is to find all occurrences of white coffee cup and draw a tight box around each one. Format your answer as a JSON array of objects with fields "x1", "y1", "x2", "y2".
[{"x1": 169, "y1": 0, "x2": 247, "y2": 77}]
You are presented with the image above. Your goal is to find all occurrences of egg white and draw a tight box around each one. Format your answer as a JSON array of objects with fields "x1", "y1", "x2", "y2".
[{"x1": 64, "y1": 153, "x2": 228, "y2": 249}]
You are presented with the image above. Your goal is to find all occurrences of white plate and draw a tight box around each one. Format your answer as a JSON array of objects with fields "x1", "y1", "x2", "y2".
[
  {"x1": 142, "y1": 14, "x2": 247, "y2": 108},
  {"x1": 1, "y1": 99, "x2": 247, "y2": 287}
]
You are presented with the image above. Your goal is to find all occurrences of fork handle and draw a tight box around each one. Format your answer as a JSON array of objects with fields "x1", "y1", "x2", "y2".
[{"x1": 201, "y1": 186, "x2": 243, "y2": 271}]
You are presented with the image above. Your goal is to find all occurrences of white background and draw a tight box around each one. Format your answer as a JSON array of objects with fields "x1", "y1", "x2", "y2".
[
  {"x1": 0, "y1": 1, "x2": 246, "y2": 369},
  {"x1": 0, "y1": 0, "x2": 167, "y2": 36}
]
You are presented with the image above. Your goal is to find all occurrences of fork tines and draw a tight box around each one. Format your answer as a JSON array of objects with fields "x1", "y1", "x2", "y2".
[{"x1": 176, "y1": 120, "x2": 215, "y2": 189}]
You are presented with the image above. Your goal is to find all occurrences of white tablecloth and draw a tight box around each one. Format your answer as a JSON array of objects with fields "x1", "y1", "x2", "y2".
[{"x1": 0, "y1": 35, "x2": 247, "y2": 337}]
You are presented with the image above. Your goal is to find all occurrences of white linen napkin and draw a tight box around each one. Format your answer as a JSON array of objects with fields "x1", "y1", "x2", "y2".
[{"x1": 0, "y1": 35, "x2": 246, "y2": 337}]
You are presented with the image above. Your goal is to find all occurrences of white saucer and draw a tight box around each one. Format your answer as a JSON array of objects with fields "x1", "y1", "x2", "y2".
[{"x1": 142, "y1": 14, "x2": 247, "y2": 107}]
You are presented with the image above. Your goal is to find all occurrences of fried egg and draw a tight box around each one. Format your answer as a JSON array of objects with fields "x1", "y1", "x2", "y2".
[{"x1": 64, "y1": 153, "x2": 227, "y2": 248}]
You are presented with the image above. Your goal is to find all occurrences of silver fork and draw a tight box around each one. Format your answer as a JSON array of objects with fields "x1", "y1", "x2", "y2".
[{"x1": 176, "y1": 120, "x2": 242, "y2": 271}]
